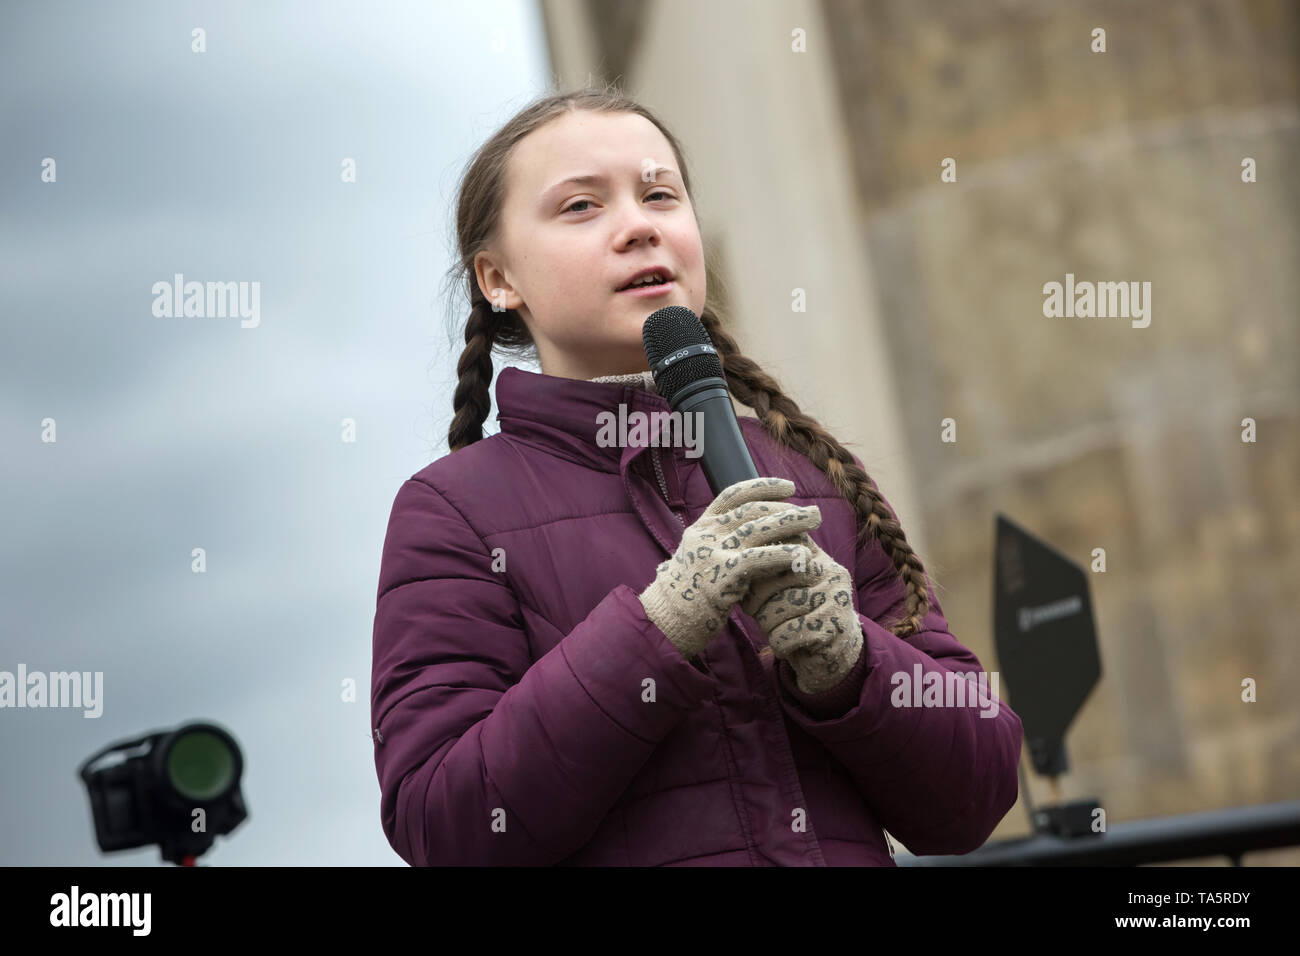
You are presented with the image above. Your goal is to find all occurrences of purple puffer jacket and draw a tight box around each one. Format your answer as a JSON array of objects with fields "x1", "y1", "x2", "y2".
[{"x1": 371, "y1": 366, "x2": 1022, "y2": 866}]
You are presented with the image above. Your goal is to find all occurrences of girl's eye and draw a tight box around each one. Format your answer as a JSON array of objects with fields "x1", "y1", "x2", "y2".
[{"x1": 562, "y1": 192, "x2": 676, "y2": 214}]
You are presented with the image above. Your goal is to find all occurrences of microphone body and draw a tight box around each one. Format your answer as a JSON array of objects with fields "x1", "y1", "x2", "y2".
[
  {"x1": 670, "y1": 377, "x2": 758, "y2": 495},
  {"x1": 642, "y1": 306, "x2": 759, "y2": 497}
]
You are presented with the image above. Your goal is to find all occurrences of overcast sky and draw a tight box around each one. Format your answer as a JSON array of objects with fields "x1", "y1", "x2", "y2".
[{"x1": 1, "y1": 0, "x2": 548, "y2": 865}]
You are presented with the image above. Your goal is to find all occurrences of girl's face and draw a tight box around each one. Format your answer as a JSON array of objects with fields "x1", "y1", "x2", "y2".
[{"x1": 475, "y1": 109, "x2": 707, "y2": 379}]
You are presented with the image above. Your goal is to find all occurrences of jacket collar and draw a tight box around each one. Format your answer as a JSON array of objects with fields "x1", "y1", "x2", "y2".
[{"x1": 495, "y1": 365, "x2": 693, "y2": 475}]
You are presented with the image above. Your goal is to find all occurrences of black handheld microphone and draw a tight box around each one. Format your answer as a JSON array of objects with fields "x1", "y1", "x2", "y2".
[{"x1": 642, "y1": 306, "x2": 758, "y2": 495}]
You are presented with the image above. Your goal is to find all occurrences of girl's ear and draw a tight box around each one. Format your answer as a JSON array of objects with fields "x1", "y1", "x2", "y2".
[{"x1": 474, "y1": 251, "x2": 521, "y2": 312}]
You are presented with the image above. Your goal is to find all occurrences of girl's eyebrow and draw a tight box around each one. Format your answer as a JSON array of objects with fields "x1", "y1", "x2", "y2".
[{"x1": 538, "y1": 166, "x2": 680, "y2": 205}]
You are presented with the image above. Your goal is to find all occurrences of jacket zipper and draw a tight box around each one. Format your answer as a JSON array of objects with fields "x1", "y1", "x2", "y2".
[
  {"x1": 655, "y1": 447, "x2": 703, "y2": 674},
  {"x1": 652, "y1": 447, "x2": 686, "y2": 528}
]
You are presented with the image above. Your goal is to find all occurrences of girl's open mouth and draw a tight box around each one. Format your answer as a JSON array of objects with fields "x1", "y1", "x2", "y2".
[{"x1": 617, "y1": 278, "x2": 674, "y2": 297}]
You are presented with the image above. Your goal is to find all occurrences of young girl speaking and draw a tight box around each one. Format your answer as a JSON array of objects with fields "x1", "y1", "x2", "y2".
[{"x1": 370, "y1": 86, "x2": 1023, "y2": 867}]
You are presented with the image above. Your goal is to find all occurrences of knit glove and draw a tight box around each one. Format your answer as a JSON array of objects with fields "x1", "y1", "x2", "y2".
[
  {"x1": 639, "y1": 477, "x2": 822, "y2": 662},
  {"x1": 740, "y1": 531, "x2": 864, "y2": 695}
]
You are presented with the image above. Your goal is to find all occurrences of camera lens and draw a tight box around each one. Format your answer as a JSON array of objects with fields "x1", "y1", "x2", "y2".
[{"x1": 166, "y1": 730, "x2": 236, "y2": 801}]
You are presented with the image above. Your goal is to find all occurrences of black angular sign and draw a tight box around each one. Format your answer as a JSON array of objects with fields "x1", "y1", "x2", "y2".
[{"x1": 993, "y1": 514, "x2": 1102, "y2": 777}]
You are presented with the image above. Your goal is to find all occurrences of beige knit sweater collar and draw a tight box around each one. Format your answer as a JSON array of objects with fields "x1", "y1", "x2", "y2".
[{"x1": 587, "y1": 370, "x2": 658, "y2": 394}]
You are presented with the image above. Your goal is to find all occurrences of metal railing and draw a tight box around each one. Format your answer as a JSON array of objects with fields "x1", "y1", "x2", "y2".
[{"x1": 896, "y1": 799, "x2": 1300, "y2": 866}]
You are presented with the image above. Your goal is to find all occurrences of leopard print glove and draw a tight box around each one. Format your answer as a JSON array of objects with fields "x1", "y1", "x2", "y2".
[
  {"x1": 740, "y1": 531, "x2": 864, "y2": 695},
  {"x1": 639, "y1": 477, "x2": 822, "y2": 662}
]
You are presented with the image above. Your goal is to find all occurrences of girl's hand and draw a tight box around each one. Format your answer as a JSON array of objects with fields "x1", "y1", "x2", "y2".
[
  {"x1": 639, "y1": 478, "x2": 822, "y2": 663},
  {"x1": 740, "y1": 531, "x2": 864, "y2": 695}
]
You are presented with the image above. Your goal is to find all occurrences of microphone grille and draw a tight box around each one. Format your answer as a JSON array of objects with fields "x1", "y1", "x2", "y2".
[{"x1": 642, "y1": 306, "x2": 726, "y2": 404}]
